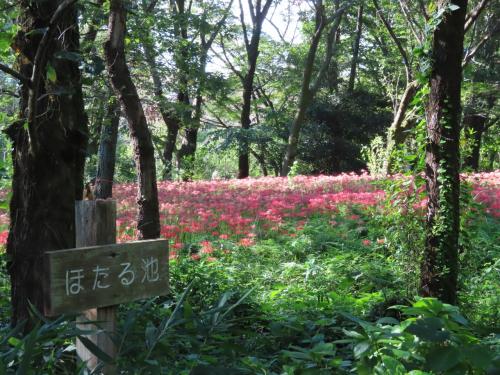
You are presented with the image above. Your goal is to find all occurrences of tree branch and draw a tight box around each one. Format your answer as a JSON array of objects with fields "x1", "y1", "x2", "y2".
[
  {"x1": 0, "y1": 63, "x2": 32, "y2": 86},
  {"x1": 463, "y1": 22, "x2": 499, "y2": 67},
  {"x1": 212, "y1": 36, "x2": 244, "y2": 81},
  {"x1": 247, "y1": 0, "x2": 256, "y2": 24},
  {"x1": 145, "y1": 0, "x2": 159, "y2": 13},
  {"x1": 372, "y1": 0, "x2": 412, "y2": 82},
  {"x1": 416, "y1": 0, "x2": 429, "y2": 20},
  {"x1": 398, "y1": 0, "x2": 423, "y2": 43},
  {"x1": 465, "y1": 0, "x2": 491, "y2": 33},
  {"x1": 239, "y1": 0, "x2": 250, "y2": 51},
  {"x1": 311, "y1": 2, "x2": 344, "y2": 93},
  {"x1": 261, "y1": 0, "x2": 274, "y2": 22},
  {"x1": 204, "y1": 0, "x2": 234, "y2": 50}
]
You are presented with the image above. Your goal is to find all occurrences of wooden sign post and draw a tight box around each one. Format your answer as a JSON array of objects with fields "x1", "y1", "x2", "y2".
[{"x1": 42, "y1": 200, "x2": 168, "y2": 374}]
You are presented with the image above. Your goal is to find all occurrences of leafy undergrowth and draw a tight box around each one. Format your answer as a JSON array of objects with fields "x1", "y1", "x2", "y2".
[{"x1": 0, "y1": 172, "x2": 499, "y2": 373}]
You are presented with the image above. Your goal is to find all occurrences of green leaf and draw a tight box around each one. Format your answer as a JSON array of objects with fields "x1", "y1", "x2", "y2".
[
  {"x1": 425, "y1": 346, "x2": 460, "y2": 372},
  {"x1": 46, "y1": 64, "x2": 57, "y2": 83},
  {"x1": 353, "y1": 341, "x2": 370, "y2": 358},
  {"x1": 406, "y1": 317, "x2": 449, "y2": 342},
  {"x1": 0, "y1": 33, "x2": 11, "y2": 53},
  {"x1": 381, "y1": 355, "x2": 406, "y2": 374},
  {"x1": 7, "y1": 336, "x2": 22, "y2": 347},
  {"x1": 77, "y1": 336, "x2": 115, "y2": 364},
  {"x1": 462, "y1": 345, "x2": 494, "y2": 369}
]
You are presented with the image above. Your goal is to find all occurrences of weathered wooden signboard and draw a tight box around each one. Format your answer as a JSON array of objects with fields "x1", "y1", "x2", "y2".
[{"x1": 43, "y1": 239, "x2": 169, "y2": 316}]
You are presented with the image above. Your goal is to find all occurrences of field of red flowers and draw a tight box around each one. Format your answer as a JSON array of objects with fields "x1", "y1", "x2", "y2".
[
  {"x1": 0, "y1": 171, "x2": 499, "y2": 249},
  {"x1": 0, "y1": 172, "x2": 499, "y2": 373}
]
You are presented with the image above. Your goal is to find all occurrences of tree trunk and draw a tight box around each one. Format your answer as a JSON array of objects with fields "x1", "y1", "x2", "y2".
[
  {"x1": 7, "y1": 0, "x2": 88, "y2": 326},
  {"x1": 383, "y1": 80, "x2": 419, "y2": 174},
  {"x1": 177, "y1": 54, "x2": 206, "y2": 177},
  {"x1": 238, "y1": 0, "x2": 274, "y2": 179},
  {"x1": 420, "y1": 0, "x2": 468, "y2": 305},
  {"x1": 281, "y1": 1, "x2": 343, "y2": 176},
  {"x1": 104, "y1": 0, "x2": 160, "y2": 240},
  {"x1": 347, "y1": 5, "x2": 363, "y2": 93},
  {"x1": 463, "y1": 114, "x2": 486, "y2": 171},
  {"x1": 239, "y1": 35, "x2": 260, "y2": 179},
  {"x1": 163, "y1": 119, "x2": 180, "y2": 180},
  {"x1": 281, "y1": 91, "x2": 313, "y2": 176},
  {"x1": 94, "y1": 97, "x2": 120, "y2": 199},
  {"x1": 143, "y1": 39, "x2": 181, "y2": 181}
]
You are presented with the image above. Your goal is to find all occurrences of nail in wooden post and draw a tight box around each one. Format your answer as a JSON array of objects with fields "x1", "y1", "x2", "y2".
[{"x1": 75, "y1": 200, "x2": 117, "y2": 374}]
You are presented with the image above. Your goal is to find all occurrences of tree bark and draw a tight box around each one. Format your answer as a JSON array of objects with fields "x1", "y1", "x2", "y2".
[
  {"x1": 7, "y1": 0, "x2": 88, "y2": 326},
  {"x1": 104, "y1": 0, "x2": 160, "y2": 239},
  {"x1": 347, "y1": 5, "x2": 363, "y2": 93},
  {"x1": 420, "y1": 0, "x2": 468, "y2": 305},
  {"x1": 94, "y1": 97, "x2": 120, "y2": 199}
]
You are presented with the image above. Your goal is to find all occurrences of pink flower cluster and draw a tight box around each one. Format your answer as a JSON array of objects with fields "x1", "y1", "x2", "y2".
[
  {"x1": 465, "y1": 171, "x2": 500, "y2": 218},
  {"x1": 0, "y1": 172, "x2": 498, "y2": 249},
  {"x1": 113, "y1": 173, "x2": 383, "y2": 248}
]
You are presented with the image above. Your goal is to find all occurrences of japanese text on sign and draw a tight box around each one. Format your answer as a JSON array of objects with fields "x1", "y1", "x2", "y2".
[{"x1": 66, "y1": 257, "x2": 160, "y2": 296}]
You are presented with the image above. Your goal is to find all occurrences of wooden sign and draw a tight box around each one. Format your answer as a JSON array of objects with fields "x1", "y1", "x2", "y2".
[{"x1": 43, "y1": 239, "x2": 169, "y2": 316}]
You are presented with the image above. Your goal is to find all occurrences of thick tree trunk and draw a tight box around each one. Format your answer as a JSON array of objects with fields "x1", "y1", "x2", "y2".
[
  {"x1": 420, "y1": 0, "x2": 468, "y2": 305},
  {"x1": 94, "y1": 97, "x2": 120, "y2": 199},
  {"x1": 347, "y1": 5, "x2": 363, "y2": 93},
  {"x1": 383, "y1": 80, "x2": 419, "y2": 174},
  {"x1": 104, "y1": 0, "x2": 160, "y2": 239},
  {"x1": 7, "y1": 0, "x2": 87, "y2": 326},
  {"x1": 463, "y1": 114, "x2": 486, "y2": 171}
]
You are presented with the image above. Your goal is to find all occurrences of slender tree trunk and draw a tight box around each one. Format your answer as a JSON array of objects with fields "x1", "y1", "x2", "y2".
[
  {"x1": 177, "y1": 53, "x2": 207, "y2": 175},
  {"x1": 104, "y1": 0, "x2": 160, "y2": 239},
  {"x1": 239, "y1": 34, "x2": 260, "y2": 179},
  {"x1": 7, "y1": 0, "x2": 87, "y2": 326},
  {"x1": 383, "y1": 80, "x2": 419, "y2": 174},
  {"x1": 163, "y1": 118, "x2": 180, "y2": 180},
  {"x1": 177, "y1": 1, "x2": 232, "y2": 175},
  {"x1": 281, "y1": 91, "x2": 313, "y2": 176},
  {"x1": 94, "y1": 97, "x2": 120, "y2": 199},
  {"x1": 328, "y1": 26, "x2": 342, "y2": 93},
  {"x1": 281, "y1": 1, "x2": 343, "y2": 176},
  {"x1": 347, "y1": 5, "x2": 363, "y2": 93},
  {"x1": 237, "y1": 0, "x2": 274, "y2": 178},
  {"x1": 420, "y1": 0, "x2": 468, "y2": 305},
  {"x1": 463, "y1": 114, "x2": 486, "y2": 171},
  {"x1": 250, "y1": 149, "x2": 268, "y2": 176},
  {"x1": 143, "y1": 39, "x2": 181, "y2": 180}
]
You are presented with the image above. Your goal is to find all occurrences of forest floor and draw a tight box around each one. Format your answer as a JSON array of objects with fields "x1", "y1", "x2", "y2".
[{"x1": 0, "y1": 172, "x2": 499, "y2": 373}]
